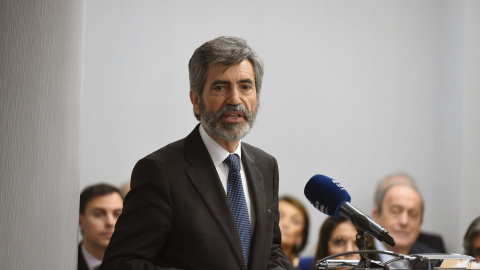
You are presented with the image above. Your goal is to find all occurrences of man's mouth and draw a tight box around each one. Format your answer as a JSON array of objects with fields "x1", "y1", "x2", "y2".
[
  {"x1": 102, "y1": 232, "x2": 113, "y2": 238},
  {"x1": 223, "y1": 111, "x2": 244, "y2": 120},
  {"x1": 393, "y1": 230, "x2": 410, "y2": 237}
]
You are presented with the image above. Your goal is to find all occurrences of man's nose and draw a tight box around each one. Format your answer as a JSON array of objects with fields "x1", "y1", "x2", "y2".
[
  {"x1": 105, "y1": 214, "x2": 116, "y2": 226},
  {"x1": 226, "y1": 87, "x2": 242, "y2": 105},
  {"x1": 399, "y1": 211, "x2": 409, "y2": 225}
]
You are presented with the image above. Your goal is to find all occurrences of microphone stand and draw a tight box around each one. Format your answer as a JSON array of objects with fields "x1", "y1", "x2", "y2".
[
  {"x1": 351, "y1": 228, "x2": 385, "y2": 270},
  {"x1": 315, "y1": 220, "x2": 434, "y2": 270},
  {"x1": 350, "y1": 227, "x2": 429, "y2": 270}
]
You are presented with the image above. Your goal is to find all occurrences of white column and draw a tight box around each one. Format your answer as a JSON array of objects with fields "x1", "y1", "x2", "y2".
[{"x1": 0, "y1": 0, "x2": 84, "y2": 269}]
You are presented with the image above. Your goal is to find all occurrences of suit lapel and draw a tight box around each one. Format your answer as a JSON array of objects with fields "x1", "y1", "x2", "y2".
[
  {"x1": 78, "y1": 243, "x2": 89, "y2": 270},
  {"x1": 184, "y1": 126, "x2": 246, "y2": 269},
  {"x1": 241, "y1": 144, "x2": 267, "y2": 269}
]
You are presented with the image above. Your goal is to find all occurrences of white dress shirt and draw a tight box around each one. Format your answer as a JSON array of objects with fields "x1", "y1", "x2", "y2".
[
  {"x1": 374, "y1": 239, "x2": 410, "y2": 269},
  {"x1": 199, "y1": 124, "x2": 255, "y2": 228},
  {"x1": 81, "y1": 243, "x2": 102, "y2": 270}
]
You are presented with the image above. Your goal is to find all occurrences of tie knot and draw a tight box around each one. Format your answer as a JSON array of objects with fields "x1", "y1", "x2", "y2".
[{"x1": 224, "y1": 154, "x2": 240, "y2": 172}]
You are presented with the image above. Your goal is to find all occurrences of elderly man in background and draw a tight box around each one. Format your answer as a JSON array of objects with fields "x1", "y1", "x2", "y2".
[
  {"x1": 372, "y1": 175, "x2": 438, "y2": 268},
  {"x1": 374, "y1": 173, "x2": 446, "y2": 254}
]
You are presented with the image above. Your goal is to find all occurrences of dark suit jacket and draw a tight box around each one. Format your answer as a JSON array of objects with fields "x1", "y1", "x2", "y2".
[
  {"x1": 100, "y1": 125, "x2": 289, "y2": 270},
  {"x1": 414, "y1": 232, "x2": 446, "y2": 253},
  {"x1": 409, "y1": 240, "x2": 443, "y2": 268},
  {"x1": 78, "y1": 243, "x2": 88, "y2": 270},
  {"x1": 410, "y1": 239, "x2": 442, "y2": 254}
]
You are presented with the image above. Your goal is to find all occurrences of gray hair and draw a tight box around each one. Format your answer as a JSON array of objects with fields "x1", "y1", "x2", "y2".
[
  {"x1": 374, "y1": 172, "x2": 416, "y2": 205},
  {"x1": 188, "y1": 36, "x2": 264, "y2": 120}
]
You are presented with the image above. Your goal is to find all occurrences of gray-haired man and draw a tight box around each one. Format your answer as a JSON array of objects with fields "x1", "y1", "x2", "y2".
[{"x1": 100, "y1": 36, "x2": 289, "y2": 270}]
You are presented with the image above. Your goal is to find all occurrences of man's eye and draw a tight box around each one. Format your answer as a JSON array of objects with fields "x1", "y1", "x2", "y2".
[
  {"x1": 389, "y1": 207, "x2": 401, "y2": 215},
  {"x1": 409, "y1": 210, "x2": 420, "y2": 219},
  {"x1": 214, "y1": 85, "x2": 225, "y2": 91}
]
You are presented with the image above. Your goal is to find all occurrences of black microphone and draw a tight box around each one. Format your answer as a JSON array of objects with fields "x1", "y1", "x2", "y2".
[{"x1": 304, "y1": 174, "x2": 395, "y2": 247}]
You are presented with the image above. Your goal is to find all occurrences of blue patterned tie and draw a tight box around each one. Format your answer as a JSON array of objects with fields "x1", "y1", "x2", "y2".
[{"x1": 224, "y1": 154, "x2": 251, "y2": 269}]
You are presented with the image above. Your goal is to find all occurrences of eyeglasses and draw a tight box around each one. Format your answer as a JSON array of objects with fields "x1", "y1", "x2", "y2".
[{"x1": 329, "y1": 235, "x2": 357, "y2": 249}]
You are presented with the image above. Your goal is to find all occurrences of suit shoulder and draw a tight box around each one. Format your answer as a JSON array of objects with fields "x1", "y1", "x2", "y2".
[
  {"x1": 142, "y1": 137, "x2": 186, "y2": 163},
  {"x1": 129, "y1": 137, "x2": 189, "y2": 189},
  {"x1": 140, "y1": 125, "x2": 201, "y2": 164},
  {"x1": 242, "y1": 142, "x2": 275, "y2": 160},
  {"x1": 410, "y1": 241, "x2": 441, "y2": 254}
]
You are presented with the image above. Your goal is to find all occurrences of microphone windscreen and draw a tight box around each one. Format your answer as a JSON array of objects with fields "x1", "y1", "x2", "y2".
[{"x1": 304, "y1": 174, "x2": 351, "y2": 217}]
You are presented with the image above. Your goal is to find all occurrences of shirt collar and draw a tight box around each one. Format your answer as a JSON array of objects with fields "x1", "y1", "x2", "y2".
[
  {"x1": 374, "y1": 238, "x2": 396, "y2": 262},
  {"x1": 199, "y1": 124, "x2": 242, "y2": 166},
  {"x1": 81, "y1": 242, "x2": 102, "y2": 270}
]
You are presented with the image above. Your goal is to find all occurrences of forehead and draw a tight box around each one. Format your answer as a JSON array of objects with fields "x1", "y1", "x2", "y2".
[
  {"x1": 205, "y1": 60, "x2": 255, "y2": 80},
  {"x1": 279, "y1": 200, "x2": 302, "y2": 215},
  {"x1": 331, "y1": 222, "x2": 356, "y2": 237},
  {"x1": 85, "y1": 192, "x2": 123, "y2": 210},
  {"x1": 383, "y1": 185, "x2": 422, "y2": 209}
]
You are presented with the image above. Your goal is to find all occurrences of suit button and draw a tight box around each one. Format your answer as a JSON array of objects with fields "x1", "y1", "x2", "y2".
[{"x1": 267, "y1": 206, "x2": 274, "y2": 214}]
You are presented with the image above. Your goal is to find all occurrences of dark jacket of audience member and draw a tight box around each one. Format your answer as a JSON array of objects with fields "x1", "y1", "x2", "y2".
[
  {"x1": 415, "y1": 232, "x2": 446, "y2": 253},
  {"x1": 78, "y1": 243, "x2": 89, "y2": 270}
]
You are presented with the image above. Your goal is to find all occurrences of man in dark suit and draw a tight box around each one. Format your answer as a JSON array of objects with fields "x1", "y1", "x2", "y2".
[
  {"x1": 100, "y1": 36, "x2": 289, "y2": 270},
  {"x1": 78, "y1": 184, "x2": 124, "y2": 270}
]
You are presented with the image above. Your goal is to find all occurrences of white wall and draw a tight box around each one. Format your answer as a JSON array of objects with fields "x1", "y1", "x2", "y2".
[
  {"x1": 82, "y1": 0, "x2": 480, "y2": 257},
  {"x1": 1, "y1": 0, "x2": 84, "y2": 269},
  {"x1": 459, "y1": 0, "x2": 480, "y2": 253}
]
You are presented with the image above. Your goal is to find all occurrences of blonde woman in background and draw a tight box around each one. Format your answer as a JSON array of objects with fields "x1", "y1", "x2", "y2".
[{"x1": 279, "y1": 196, "x2": 310, "y2": 270}]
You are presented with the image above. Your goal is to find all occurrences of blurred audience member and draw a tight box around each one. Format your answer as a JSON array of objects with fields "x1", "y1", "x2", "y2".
[
  {"x1": 373, "y1": 181, "x2": 437, "y2": 268},
  {"x1": 312, "y1": 216, "x2": 378, "y2": 268},
  {"x1": 279, "y1": 196, "x2": 310, "y2": 270},
  {"x1": 374, "y1": 173, "x2": 446, "y2": 253},
  {"x1": 78, "y1": 183, "x2": 124, "y2": 270},
  {"x1": 463, "y1": 216, "x2": 480, "y2": 261},
  {"x1": 314, "y1": 216, "x2": 360, "y2": 261}
]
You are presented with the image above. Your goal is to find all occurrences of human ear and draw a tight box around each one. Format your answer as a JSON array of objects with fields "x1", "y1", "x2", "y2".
[
  {"x1": 79, "y1": 214, "x2": 84, "y2": 229},
  {"x1": 190, "y1": 90, "x2": 200, "y2": 115},
  {"x1": 372, "y1": 208, "x2": 380, "y2": 222}
]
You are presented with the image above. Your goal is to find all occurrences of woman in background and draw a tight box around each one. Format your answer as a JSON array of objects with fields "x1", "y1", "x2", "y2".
[
  {"x1": 463, "y1": 216, "x2": 480, "y2": 261},
  {"x1": 279, "y1": 196, "x2": 310, "y2": 270},
  {"x1": 312, "y1": 216, "x2": 378, "y2": 269}
]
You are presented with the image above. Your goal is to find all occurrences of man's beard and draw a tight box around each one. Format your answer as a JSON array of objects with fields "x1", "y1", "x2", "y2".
[{"x1": 199, "y1": 100, "x2": 258, "y2": 141}]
